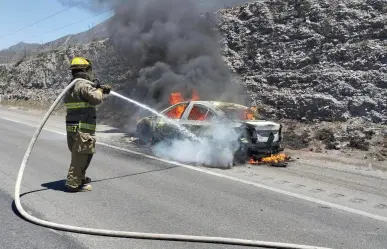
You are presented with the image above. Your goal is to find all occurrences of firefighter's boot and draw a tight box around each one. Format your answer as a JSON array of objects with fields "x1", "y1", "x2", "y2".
[
  {"x1": 66, "y1": 184, "x2": 92, "y2": 192},
  {"x1": 83, "y1": 177, "x2": 92, "y2": 184}
]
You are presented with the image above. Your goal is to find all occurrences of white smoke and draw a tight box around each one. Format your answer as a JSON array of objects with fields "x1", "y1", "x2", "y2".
[{"x1": 151, "y1": 123, "x2": 243, "y2": 168}]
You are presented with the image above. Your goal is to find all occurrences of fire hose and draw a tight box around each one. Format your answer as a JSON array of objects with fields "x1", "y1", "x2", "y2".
[{"x1": 14, "y1": 79, "x2": 332, "y2": 249}]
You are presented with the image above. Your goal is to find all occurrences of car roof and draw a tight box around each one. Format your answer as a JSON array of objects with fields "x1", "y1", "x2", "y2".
[{"x1": 188, "y1": 101, "x2": 248, "y2": 108}]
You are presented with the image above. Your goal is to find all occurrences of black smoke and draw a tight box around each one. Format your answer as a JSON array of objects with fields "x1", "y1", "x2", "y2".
[
  {"x1": 108, "y1": 0, "x2": 232, "y2": 105},
  {"x1": 60, "y1": 0, "x2": 249, "y2": 105}
]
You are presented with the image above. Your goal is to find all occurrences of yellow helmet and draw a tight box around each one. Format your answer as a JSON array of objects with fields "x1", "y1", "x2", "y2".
[{"x1": 69, "y1": 56, "x2": 92, "y2": 70}]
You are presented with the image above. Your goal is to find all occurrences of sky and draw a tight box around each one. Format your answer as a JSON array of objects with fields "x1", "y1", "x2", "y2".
[{"x1": 0, "y1": 0, "x2": 113, "y2": 50}]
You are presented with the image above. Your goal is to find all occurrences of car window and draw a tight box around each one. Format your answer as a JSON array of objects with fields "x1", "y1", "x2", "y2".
[
  {"x1": 163, "y1": 103, "x2": 188, "y2": 119},
  {"x1": 188, "y1": 105, "x2": 214, "y2": 121},
  {"x1": 205, "y1": 111, "x2": 216, "y2": 121},
  {"x1": 218, "y1": 105, "x2": 258, "y2": 121}
]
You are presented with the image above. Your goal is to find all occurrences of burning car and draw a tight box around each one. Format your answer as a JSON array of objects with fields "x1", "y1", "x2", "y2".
[{"x1": 136, "y1": 100, "x2": 285, "y2": 165}]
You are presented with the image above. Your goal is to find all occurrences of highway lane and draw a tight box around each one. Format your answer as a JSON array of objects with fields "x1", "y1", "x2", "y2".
[
  {"x1": 0, "y1": 188, "x2": 88, "y2": 249},
  {"x1": 0, "y1": 117, "x2": 387, "y2": 249}
]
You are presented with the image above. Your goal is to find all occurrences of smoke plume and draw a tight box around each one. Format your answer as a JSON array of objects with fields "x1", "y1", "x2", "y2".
[
  {"x1": 59, "y1": 0, "x2": 248, "y2": 108},
  {"x1": 59, "y1": 0, "x2": 251, "y2": 167}
]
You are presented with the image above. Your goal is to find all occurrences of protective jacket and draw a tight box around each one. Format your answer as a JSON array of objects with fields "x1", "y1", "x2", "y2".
[{"x1": 63, "y1": 76, "x2": 103, "y2": 135}]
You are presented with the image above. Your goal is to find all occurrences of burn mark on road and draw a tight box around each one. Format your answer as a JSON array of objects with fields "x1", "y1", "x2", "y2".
[
  {"x1": 350, "y1": 198, "x2": 367, "y2": 203},
  {"x1": 310, "y1": 188, "x2": 325, "y2": 193},
  {"x1": 374, "y1": 204, "x2": 387, "y2": 209},
  {"x1": 329, "y1": 193, "x2": 345, "y2": 198}
]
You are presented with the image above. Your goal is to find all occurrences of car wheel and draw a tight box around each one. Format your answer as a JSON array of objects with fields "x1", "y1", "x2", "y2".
[
  {"x1": 137, "y1": 123, "x2": 152, "y2": 145},
  {"x1": 233, "y1": 146, "x2": 249, "y2": 165}
]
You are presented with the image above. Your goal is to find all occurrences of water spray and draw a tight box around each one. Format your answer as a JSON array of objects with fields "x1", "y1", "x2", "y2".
[
  {"x1": 14, "y1": 79, "x2": 332, "y2": 249},
  {"x1": 110, "y1": 91, "x2": 202, "y2": 143}
]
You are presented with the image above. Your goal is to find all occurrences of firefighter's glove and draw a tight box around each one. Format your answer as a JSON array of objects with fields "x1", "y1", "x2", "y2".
[
  {"x1": 93, "y1": 78, "x2": 101, "y2": 88},
  {"x1": 100, "y1": 84, "x2": 111, "y2": 94}
]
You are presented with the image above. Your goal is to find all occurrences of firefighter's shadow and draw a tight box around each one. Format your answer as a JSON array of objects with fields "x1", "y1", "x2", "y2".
[
  {"x1": 12, "y1": 167, "x2": 177, "y2": 219},
  {"x1": 20, "y1": 166, "x2": 179, "y2": 194},
  {"x1": 41, "y1": 180, "x2": 69, "y2": 192},
  {"x1": 16, "y1": 179, "x2": 79, "y2": 194}
]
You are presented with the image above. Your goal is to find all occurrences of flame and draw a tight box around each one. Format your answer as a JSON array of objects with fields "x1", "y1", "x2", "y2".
[
  {"x1": 169, "y1": 92, "x2": 184, "y2": 105},
  {"x1": 166, "y1": 90, "x2": 201, "y2": 119},
  {"x1": 165, "y1": 104, "x2": 186, "y2": 119},
  {"x1": 176, "y1": 105, "x2": 185, "y2": 118},
  {"x1": 246, "y1": 111, "x2": 254, "y2": 120},
  {"x1": 245, "y1": 106, "x2": 258, "y2": 120},
  {"x1": 242, "y1": 109, "x2": 255, "y2": 120},
  {"x1": 248, "y1": 153, "x2": 290, "y2": 165},
  {"x1": 169, "y1": 89, "x2": 200, "y2": 105}
]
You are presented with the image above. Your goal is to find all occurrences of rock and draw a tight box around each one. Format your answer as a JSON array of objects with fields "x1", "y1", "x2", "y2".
[
  {"x1": 314, "y1": 128, "x2": 335, "y2": 142},
  {"x1": 366, "y1": 150, "x2": 387, "y2": 161},
  {"x1": 363, "y1": 128, "x2": 376, "y2": 140},
  {"x1": 348, "y1": 136, "x2": 370, "y2": 151},
  {"x1": 325, "y1": 141, "x2": 340, "y2": 150},
  {"x1": 314, "y1": 127, "x2": 341, "y2": 150},
  {"x1": 283, "y1": 128, "x2": 311, "y2": 150}
]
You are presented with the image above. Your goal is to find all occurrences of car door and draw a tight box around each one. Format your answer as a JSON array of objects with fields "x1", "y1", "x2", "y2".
[{"x1": 179, "y1": 104, "x2": 217, "y2": 137}]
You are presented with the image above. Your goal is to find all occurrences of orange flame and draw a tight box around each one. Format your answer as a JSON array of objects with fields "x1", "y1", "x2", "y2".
[
  {"x1": 244, "y1": 106, "x2": 258, "y2": 120},
  {"x1": 246, "y1": 111, "x2": 254, "y2": 120},
  {"x1": 249, "y1": 153, "x2": 290, "y2": 165},
  {"x1": 169, "y1": 92, "x2": 184, "y2": 105},
  {"x1": 167, "y1": 90, "x2": 200, "y2": 119},
  {"x1": 169, "y1": 89, "x2": 200, "y2": 105}
]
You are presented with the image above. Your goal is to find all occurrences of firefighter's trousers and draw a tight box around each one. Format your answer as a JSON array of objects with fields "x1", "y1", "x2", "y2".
[{"x1": 65, "y1": 130, "x2": 96, "y2": 189}]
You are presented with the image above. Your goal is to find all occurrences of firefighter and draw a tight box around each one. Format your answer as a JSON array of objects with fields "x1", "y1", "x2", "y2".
[{"x1": 64, "y1": 56, "x2": 111, "y2": 192}]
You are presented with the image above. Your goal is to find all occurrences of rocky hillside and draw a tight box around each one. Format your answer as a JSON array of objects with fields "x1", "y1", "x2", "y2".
[
  {"x1": 0, "y1": 42, "x2": 40, "y2": 64},
  {"x1": 0, "y1": 0, "x2": 386, "y2": 126},
  {"x1": 0, "y1": 0, "x2": 252, "y2": 65},
  {"x1": 0, "y1": 21, "x2": 110, "y2": 65},
  {"x1": 0, "y1": 39, "x2": 133, "y2": 102},
  {"x1": 218, "y1": 0, "x2": 387, "y2": 124}
]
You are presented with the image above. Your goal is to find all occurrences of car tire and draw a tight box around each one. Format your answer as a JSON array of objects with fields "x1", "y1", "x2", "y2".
[
  {"x1": 233, "y1": 146, "x2": 249, "y2": 165},
  {"x1": 137, "y1": 123, "x2": 152, "y2": 145}
]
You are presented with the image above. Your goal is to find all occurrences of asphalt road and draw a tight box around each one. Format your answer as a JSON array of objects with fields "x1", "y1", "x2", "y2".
[{"x1": 1, "y1": 117, "x2": 387, "y2": 249}]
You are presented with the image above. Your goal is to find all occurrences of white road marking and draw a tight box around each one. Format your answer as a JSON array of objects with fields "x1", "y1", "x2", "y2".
[{"x1": 2, "y1": 116, "x2": 387, "y2": 223}]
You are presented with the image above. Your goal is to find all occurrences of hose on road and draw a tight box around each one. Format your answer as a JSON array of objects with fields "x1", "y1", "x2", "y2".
[{"x1": 14, "y1": 79, "x2": 332, "y2": 249}]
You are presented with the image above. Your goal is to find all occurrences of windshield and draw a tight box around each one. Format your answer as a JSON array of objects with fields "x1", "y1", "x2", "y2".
[{"x1": 217, "y1": 104, "x2": 258, "y2": 121}]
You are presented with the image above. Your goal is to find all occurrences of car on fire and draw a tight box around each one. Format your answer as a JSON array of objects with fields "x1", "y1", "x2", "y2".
[{"x1": 136, "y1": 101, "x2": 284, "y2": 164}]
